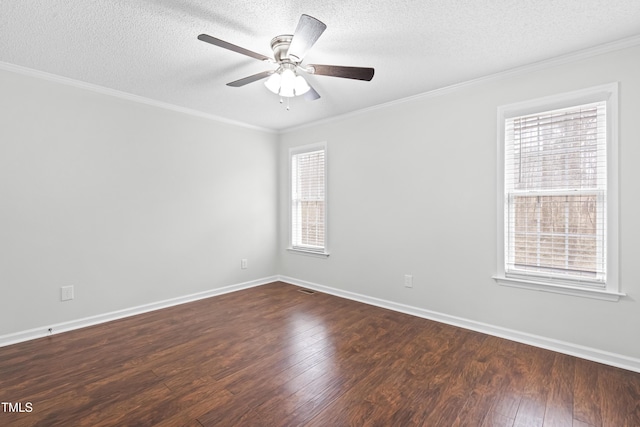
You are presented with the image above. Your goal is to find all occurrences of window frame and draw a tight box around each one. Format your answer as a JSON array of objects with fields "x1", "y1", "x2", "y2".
[
  {"x1": 494, "y1": 83, "x2": 622, "y2": 301},
  {"x1": 288, "y1": 142, "x2": 329, "y2": 257}
]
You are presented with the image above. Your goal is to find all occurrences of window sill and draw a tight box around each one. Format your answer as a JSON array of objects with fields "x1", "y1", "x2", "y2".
[
  {"x1": 287, "y1": 248, "x2": 330, "y2": 258},
  {"x1": 493, "y1": 275, "x2": 625, "y2": 301}
]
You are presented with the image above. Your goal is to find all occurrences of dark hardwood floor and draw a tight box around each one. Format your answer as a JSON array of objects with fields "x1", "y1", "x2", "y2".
[{"x1": 1, "y1": 281, "x2": 639, "y2": 426}]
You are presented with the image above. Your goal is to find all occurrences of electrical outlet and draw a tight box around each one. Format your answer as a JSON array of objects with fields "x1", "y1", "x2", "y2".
[
  {"x1": 241, "y1": 259, "x2": 248, "y2": 269},
  {"x1": 61, "y1": 286, "x2": 74, "y2": 301},
  {"x1": 404, "y1": 274, "x2": 413, "y2": 288}
]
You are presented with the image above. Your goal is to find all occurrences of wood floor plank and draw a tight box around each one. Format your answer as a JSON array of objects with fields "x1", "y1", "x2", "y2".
[
  {"x1": 573, "y1": 419, "x2": 596, "y2": 427},
  {"x1": 542, "y1": 353, "x2": 575, "y2": 426},
  {"x1": 452, "y1": 336, "x2": 520, "y2": 426},
  {"x1": 573, "y1": 358, "x2": 603, "y2": 426},
  {"x1": 597, "y1": 365, "x2": 640, "y2": 427},
  {"x1": 141, "y1": 379, "x2": 234, "y2": 427},
  {"x1": 513, "y1": 345, "x2": 556, "y2": 427},
  {"x1": 1, "y1": 281, "x2": 639, "y2": 426},
  {"x1": 420, "y1": 331, "x2": 489, "y2": 425},
  {"x1": 489, "y1": 339, "x2": 527, "y2": 421},
  {"x1": 304, "y1": 317, "x2": 439, "y2": 426},
  {"x1": 483, "y1": 410, "x2": 515, "y2": 427},
  {"x1": 234, "y1": 311, "x2": 424, "y2": 426}
]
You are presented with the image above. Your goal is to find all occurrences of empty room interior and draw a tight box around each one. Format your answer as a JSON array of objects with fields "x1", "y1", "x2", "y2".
[{"x1": 1, "y1": 1, "x2": 640, "y2": 426}]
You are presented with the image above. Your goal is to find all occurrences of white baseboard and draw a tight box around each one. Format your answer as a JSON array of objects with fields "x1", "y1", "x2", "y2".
[
  {"x1": 0, "y1": 276, "x2": 277, "y2": 348},
  {"x1": 278, "y1": 275, "x2": 640, "y2": 374},
  {"x1": 4, "y1": 274, "x2": 639, "y2": 373}
]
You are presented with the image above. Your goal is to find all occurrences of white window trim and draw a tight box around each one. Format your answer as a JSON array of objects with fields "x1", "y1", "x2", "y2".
[
  {"x1": 494, "y1": 83, "x2": 623, "y2": 301},
  {"x1": 288, "y1": 142, "x2": 329, "y2": 257},
  {"x1": 286, "y1": 247, "x2": 330, "y2": 258}
]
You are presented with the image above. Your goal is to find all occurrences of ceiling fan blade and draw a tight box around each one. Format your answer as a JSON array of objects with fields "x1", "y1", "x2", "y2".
[
  {"x1": 287, "y1": 15, "x2": 327, "y2": 62},
  {"x1": 226, "y1": 70, "x2": 275, "y2": 87},
  {"x1": 307, "y1": 64, "x2": 375, "y2": 81},
  {"x1": 198, "y1": 34, "x2": 271, "y2": 62},
  {"x1": 305, "y1": 84, "x2": 321, "y2": 101}
]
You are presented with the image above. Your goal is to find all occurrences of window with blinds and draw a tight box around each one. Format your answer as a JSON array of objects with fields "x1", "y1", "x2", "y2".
[
  {"x1": 291, "y1": 144, "x2": 326, "y2": 253},
  {"x1": 504, "y1": 101, "x2": 607, "y2": 286}
]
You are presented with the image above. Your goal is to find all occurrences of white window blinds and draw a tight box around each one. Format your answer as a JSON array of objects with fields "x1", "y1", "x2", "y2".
[
  {"x1": 291, "y1": 147, "x2": 326, "y2": 252},
  {"x1": 504, "y1": 101, "x2": 607, "y2": 285}
]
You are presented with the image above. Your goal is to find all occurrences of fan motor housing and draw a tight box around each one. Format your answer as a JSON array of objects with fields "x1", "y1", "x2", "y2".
[{"x1": 270, "y1": 35, "x2": 295, "y2": 63}]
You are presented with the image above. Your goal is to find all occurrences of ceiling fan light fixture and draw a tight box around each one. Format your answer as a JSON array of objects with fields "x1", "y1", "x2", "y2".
[
  {"x1": 264, "y1": 65, "x2": 310, "y2": 98},
  {"x1": 199, "y1": 14, "x2": 375, "y2": 105},
  {"x1": 264, "y1": 72, "x2": 281, "y2": 94},
  {"x1": 279, "y1": 67, "x2": 297, "y2": 97},
  {"x1": 294, "y1": 75, "x2": 310, "y2": 95}
]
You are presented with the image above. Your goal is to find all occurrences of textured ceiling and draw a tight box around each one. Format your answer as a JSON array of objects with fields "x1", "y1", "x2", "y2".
[{"x1": 1, "y1": 1, "x2": 639, "y2": 131}]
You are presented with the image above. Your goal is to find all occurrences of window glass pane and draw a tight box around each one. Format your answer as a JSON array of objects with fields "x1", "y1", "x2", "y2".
[
  {"x1": 300, "y1": 201, "x2": 324, "y2": 247},
  {"x1": 512, "y1": 105, "x2": 603, "y2": 191},
  {"x1": 511, "y1": 195, "x2": 598, "y2": 278},
  {"x1": 505, "y1": 101, "x2": 606, "y2": 284}
]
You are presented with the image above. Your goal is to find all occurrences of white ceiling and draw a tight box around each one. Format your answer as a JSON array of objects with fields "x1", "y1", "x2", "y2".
[{"x1": 1, "y1": 1, "x2": 639, "y2": 131}]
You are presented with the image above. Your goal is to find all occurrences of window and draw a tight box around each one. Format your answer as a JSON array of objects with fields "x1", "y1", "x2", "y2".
[
  {"x1": 495, "y1": 84, "x2": 621, "y2": 300},
  {"x1": 289, "y1": 143, "x2": 328, "y2": 255}
]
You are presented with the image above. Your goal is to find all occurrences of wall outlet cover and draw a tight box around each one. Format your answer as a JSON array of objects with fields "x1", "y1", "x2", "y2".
[{"x1": 61, "y1": 286, "x2": 74, "y2": 301}]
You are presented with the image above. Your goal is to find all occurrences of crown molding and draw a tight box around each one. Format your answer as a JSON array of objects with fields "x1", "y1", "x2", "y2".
[
  {"x1": 280, "y1": 34, "x2": 640, "y2": 134},
  {"x1": 0, "y1": 61, "x2": 277, "y2": 134},
  {"x1": 2, "y1": 33, "x2": 639, "y2": 136}
]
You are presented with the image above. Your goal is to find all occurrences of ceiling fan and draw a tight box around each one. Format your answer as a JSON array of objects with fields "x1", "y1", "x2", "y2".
[{"x1": 198, "y1": 14, "x2": 375, "y2": 103}]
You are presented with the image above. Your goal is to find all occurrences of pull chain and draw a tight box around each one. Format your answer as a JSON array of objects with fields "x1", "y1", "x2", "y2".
[{"x1": 277, "y1": 97, "x2": 292, "y2": 111}]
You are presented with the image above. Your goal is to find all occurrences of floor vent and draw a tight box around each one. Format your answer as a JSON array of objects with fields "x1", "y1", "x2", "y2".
[{"x1": 297, "y1": 289, "x2": 315, "y2": 295}]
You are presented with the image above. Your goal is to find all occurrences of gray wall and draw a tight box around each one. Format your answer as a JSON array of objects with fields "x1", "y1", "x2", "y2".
[
  {"x1": 0, "y1": 68, "x2": 278, "y2": 335},
  {"x1": 1, "y1": 43, "x2": 639, "y2": 365},
  {"x1": 278, "y1": 45, "x2": 640, "y2": 360}
]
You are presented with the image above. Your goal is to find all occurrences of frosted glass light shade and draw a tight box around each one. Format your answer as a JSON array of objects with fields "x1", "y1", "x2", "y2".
[
  {"x1": 264, "y1": 67, "x2": 311, "y2": 98},
  {"x1": 264, "y1": 73, "x2": 281, "y2": 94},
  {"x1": 294, "y1": 75, "x2": 310, "y2": 95},
  {"x1": 279, "y1": 68, "x2": 296, "y2": 97}
]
